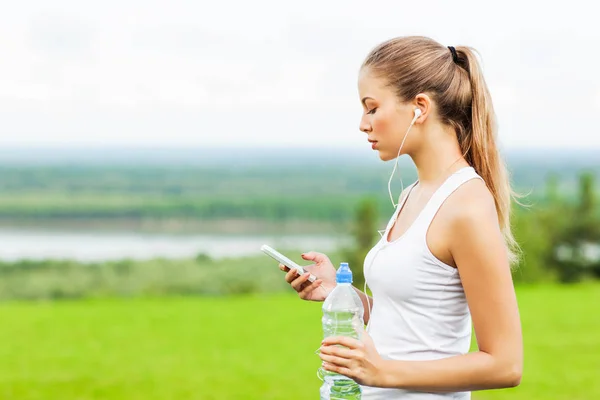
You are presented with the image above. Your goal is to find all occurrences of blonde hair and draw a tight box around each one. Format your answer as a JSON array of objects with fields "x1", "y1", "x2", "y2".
[{"x1": 362, "y1": 36, "x2": 519, "y2": 264}]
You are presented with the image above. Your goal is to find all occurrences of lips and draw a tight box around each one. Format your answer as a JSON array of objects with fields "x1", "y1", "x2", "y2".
[{"x1": 368, "y1": 139, "x2": 378, "y2": 150}]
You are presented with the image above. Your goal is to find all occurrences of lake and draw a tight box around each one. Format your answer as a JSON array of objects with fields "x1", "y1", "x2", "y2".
[{"x1": 0, "y1": 229, "x2": 346, "y2": 262}]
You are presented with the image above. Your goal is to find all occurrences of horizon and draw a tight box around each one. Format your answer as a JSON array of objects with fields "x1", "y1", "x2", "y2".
[{"x1": 0, "y1": 145, "x2": 597, "y2": 168}]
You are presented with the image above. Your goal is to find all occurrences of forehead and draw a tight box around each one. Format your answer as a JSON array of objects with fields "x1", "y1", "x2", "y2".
[{"x1": 358, "y1": 68, "x2": 393, "y2": 100}]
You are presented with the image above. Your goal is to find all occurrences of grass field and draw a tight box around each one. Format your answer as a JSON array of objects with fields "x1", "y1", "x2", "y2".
[{"x1": 0, "y1": 283, "x2": 598, "y2": 400}]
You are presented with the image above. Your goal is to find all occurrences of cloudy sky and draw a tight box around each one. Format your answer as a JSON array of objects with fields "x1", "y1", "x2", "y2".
[{"x1": 0, "y1": 0, "x2": 598, "y2": 150}]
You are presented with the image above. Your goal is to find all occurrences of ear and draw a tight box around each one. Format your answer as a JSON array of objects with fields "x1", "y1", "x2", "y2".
[{"x1": 413, "y1": 93, "x2": 432, "y2": 124}]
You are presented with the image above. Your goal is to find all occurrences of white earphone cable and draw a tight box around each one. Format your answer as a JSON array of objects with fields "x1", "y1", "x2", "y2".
[{"x1": 387, "y1": 110, "x2": 420, "y2": 208}]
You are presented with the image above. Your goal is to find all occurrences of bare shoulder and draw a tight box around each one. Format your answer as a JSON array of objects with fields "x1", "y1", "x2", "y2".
[
  {"x1": 442, "y1": 177, "x2": 498, "y2": 228},
  {"x1": 427, "y1": 177, "x2": 502, "y2": 267},
  {"x1": 441, "y1": 177, "x2": 507, "y2": 268}
]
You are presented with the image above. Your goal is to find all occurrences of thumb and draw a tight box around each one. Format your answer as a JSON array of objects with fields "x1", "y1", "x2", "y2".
[{"x1": 301, "y1": 251, "x2": 328, "y2": 263}]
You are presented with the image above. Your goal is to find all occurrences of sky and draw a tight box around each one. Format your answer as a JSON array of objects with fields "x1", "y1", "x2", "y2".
[{"x1": 0, "y1": 1, "x2": 599, "y2": 150}]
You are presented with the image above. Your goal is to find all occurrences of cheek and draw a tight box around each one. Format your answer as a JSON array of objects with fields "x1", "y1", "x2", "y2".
[{"x1": 372, "y1": 110, "x2": 395, "y2": 138}]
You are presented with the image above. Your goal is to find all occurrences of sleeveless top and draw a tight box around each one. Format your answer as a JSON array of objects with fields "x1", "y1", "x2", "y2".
[{"x1": 361, "y1": 166, "x2": 483, "y2": 399}]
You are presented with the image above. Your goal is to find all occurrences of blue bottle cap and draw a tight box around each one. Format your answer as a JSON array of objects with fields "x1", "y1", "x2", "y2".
[{"x1": 336, "y1": 262, "x2": 353, "y2": 283}]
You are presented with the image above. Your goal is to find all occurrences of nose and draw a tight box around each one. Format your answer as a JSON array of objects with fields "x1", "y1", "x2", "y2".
[{"x1": 360, "y1": 116, "x2": 372, "y2": 133}]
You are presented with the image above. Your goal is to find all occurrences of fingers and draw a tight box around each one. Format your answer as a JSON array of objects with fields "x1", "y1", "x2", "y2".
[
  {"x1": 319, "y1": 344, "x2": 355, "y2": 359},
  {"x1": 281, "y1": 261, "x2": 322, "y2": 299},
  {"x1": 298, "y1": 279, "x2": 322, "y2": 299},
  {"x1": 284, "y1": 268, "x2": 299, "y2": 284},
  {"x1": 322, "y1": 336, "x2": 363, "y2": 349},
  {"x1": 321, "y1": 362, "x2": 352, "y2": 378},
  {"x1": 319, "y1": 353, "x2": 352, "y2": 368},
  {"x1": 301, "y1": 251, "x2": 328, "y2": 263},
  {"x1": 279, "y1": 263, "x2": 290, "y2": 272},
  {"x1": 291, "y1": 272, "x2": 312, "y2": 292}
]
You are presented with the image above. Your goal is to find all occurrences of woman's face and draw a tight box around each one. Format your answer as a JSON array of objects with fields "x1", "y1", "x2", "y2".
[{"x1": 358, "y1": 68, "x2": 416, "y2": 161}]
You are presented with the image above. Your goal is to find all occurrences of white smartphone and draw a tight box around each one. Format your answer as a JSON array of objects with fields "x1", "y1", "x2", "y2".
[{"x1": 260, "y1": 244, "x2": 317, "y2": 283}]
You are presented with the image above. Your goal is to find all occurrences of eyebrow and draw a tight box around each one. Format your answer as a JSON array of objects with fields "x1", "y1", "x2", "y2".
[{"x1": 361, "y1": 96, "x2": 374, "y2": 107}]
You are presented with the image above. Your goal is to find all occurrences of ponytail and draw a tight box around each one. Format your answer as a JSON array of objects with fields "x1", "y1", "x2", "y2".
[
  {"x1": 456, "y1": 47, "x2": 519, "y2": 265},
  {"x1": 362, "y1": 36, "x2": 520, "y2": 265}
]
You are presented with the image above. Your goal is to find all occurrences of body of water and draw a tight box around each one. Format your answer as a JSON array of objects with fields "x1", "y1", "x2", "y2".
[{"x1": 0, "y1": 229, "x2": 346, "y2": 262}]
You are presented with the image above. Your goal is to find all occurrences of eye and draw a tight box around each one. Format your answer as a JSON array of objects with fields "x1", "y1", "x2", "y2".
[{"x1": 367, "y1": 107, "x2": 377, "y2": 115}]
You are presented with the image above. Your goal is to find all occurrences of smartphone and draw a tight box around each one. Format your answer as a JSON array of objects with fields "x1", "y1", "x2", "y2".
[{"x1": 260, "y1": 244, "x2": 317, "y2": 283}]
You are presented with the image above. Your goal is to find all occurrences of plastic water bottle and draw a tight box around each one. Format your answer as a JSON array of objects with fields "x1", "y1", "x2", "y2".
[{"x1": 319, "y1": 262, "x2": 364, "y2": 400}]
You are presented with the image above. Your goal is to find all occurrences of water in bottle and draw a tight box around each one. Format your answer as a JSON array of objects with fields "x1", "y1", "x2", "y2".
[{"x1": 319, "y1": 262, "x2": 364, "y2": 400}]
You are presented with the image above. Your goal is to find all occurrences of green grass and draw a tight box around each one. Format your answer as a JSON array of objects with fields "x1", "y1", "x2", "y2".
[{"x1": 0, "y1": 283, "x2": 598, "y2": 399}]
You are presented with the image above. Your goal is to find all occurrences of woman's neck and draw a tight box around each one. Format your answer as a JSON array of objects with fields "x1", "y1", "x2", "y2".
[{"x1": 409, "y1": 129, "x2": 468, "y2": 186}]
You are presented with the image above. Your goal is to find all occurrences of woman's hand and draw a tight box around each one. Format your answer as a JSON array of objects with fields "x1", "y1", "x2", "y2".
[
  {"x1": 318, "y1": 328, "x2": 387, "y2": 388},
  {"x1": 280, "y1": 251, "x2": 336, "y2": 302}
]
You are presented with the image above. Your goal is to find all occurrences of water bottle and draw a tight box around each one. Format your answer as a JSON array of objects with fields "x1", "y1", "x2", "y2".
[{"x1": 319, "y1": 262, "x2": 364, "y2": 400}]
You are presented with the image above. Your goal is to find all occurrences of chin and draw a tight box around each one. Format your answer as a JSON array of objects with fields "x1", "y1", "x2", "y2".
[{"x1": 378, "y1": 151, "x2": 395, "y2": 162}]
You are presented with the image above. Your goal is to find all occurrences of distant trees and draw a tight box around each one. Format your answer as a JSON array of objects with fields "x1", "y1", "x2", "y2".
[
  {"x1": 343, "y1": 197, "x2": 379, "y2": 288},
  {"x1": 546, "y1": 172, "x2": 600, "y2": 282}
]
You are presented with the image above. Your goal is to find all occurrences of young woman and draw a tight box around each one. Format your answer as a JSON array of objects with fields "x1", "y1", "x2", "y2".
[{"x1": 280, "y1": 36, "x2": 523, "y2": 399}]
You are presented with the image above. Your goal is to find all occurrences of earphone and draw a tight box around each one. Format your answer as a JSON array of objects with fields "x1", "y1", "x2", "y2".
[{"x1": 386, "y1": 107, "x2": 421, "y2": 208}]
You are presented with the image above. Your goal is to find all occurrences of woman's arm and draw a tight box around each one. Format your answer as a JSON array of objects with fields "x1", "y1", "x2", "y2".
[{"x1": 320, "y1": 181, "x2": 523, "y2": 391}]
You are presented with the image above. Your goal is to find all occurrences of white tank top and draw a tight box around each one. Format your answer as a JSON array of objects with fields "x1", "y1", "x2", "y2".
[{"x1": 361, "y1": 166, "x2": 482, "y2": 399}]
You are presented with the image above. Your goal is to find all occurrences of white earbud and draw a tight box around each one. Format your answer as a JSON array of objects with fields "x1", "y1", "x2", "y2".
[{"x1": 413, "y1": 108, "x2": 422, "y2": 120}]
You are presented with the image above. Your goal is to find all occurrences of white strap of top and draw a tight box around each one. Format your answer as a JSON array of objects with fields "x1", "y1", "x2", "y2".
[{"x1": 416, "y1": 166, "x2": 482, "y2": 233}]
